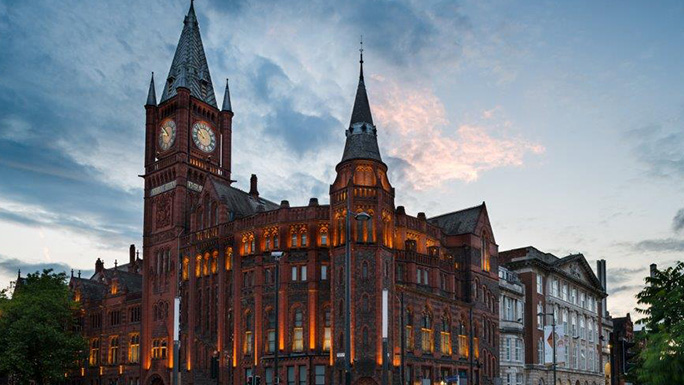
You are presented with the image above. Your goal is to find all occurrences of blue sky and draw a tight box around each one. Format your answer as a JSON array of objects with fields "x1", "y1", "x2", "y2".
[{"x1": 0, "y1": 0, "x2": 682, "y2": 317}]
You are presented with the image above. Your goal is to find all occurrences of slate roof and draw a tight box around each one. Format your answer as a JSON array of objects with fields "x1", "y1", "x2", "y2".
[
  {"x1": 428, "y1": 204, "x2": 484, "y2": 235},
  {"x1": 221, "y1": 78, "x2": 232, "y2": 112},
  {"x1": 210, "y1": 178, "x2": 280, "y2": 218},
  {"x1": 341, "y1": 54, "x2": 382, "y2": 163},
  {"x1": 72, "y1": 277, "x2": 107, "y2": 301},
  {"x1": 159, "y1": 1, "x2": 217, "y2": 108}
]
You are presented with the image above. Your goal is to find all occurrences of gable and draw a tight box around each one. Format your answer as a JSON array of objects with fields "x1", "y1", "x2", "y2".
[{"x1": 555, "y1": 254, "x2": 603, "y2": 291}]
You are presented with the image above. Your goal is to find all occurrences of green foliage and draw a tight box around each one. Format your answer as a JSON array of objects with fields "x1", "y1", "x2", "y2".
[
  {"x1": 633, "y1": 261, "x2": 684, "y2": 384},
  {"x1": 0, "y1": 269, "x2": 86, "y2": 385}
]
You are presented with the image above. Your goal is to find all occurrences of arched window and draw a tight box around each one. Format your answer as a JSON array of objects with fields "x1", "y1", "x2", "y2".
[
  {"x1": 250, "y1": 235, "x2": 256, "y2": 253},
  {"x1": 440, "y1": 316, "x2": 451, "y2": 355},
  {"x1": 481, "y1": 231, "x2": 491, "y2": 272},
  {"x1": 211, "y1": 251, "x2": 218, "y2": 274},
  {"x1": 195, "y1": 255, "x2": 202, "y2": 278},
  {"x1": 225, "y1": 247, "x2": 233, "y2": 271},
  {"x1": 182, "y1": 257, "x2": 189, "y2": 281},
  {"x1": 421, "y1": 311, "x2": 433, "y2": 352},
  {"x1": 323, "y1": 308, "x2": 332, "y2": 351},
  {"x1": 203, "y1": 253, "x2": 210, "y2": 276},
  {"x1": 244, "y1": 311, "x2": 253, "y2": 354},
  {"x1": 292, "y1": 308, "x2": 304, "y2": 352},
  {"x1": 405, "y1": 308, "x2": 414, "y2": 349},
  {"x1": 89, "y1": 338, "x2": 100, "y2": 366},
  {"x1": 128, "y1": 333, "x2": 140, "y2": 363},
  {"x1": 108, "y1": 336, "x2": 119, "y2": 364},
  {"x1": 320, "y1": 225, "x2": 328, "y2": 246},
  {"x1": 366, "y1": 214, "x2": 374, "y2": 243},
  {"x1": 300, "y1": 227, "x2": 307, "y2": 247}
]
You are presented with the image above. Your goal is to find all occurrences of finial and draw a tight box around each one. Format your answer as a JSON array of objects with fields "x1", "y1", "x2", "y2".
[
  {"x1": 78, "y1": 270, "x2": 81, "y2": 278},
  {"x1": 17, "y1": 269, "x2": 21, "y2": 278},
  {"x1": 114, "y1": 259, "x2": 118, "y2": 269},
  {"x1": 136, "y1": 250, "x2": 140, "y2": 259},
  {"x1": 359, "y1": 35, "x2": 364, "y2": 64},
  {"x1": 71, "y1": 269, "x2": 74, "y2": 278},
  {"x1": 146, "y1": 72, "x2": 157, "y2": 106},
  {"x1": 222, "y1": 78, "x2": 232, "y2": 112}
]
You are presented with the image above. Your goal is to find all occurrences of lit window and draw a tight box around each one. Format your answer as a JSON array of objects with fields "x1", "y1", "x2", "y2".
[
  {"x1": 323, "y1": 308, "x2": 331, "y2": 351},
  {"x1": 195, "y1": 255, "x2": 201, "y2": 277},
  {"x1": 128, "y1": 334, "x2": 140, "y2": 363},
  {"x1": 225, "y1": 247, "x2": 233, "y2": 271},
  {"x1": 182, "y1": 257, "x2": 189, "y2": 280},
  {"x1": 293, "y1": 308, "x2": 304, "y2": 352},
  {"x1": 89, "y1": 338, "x2": 100, "y2": 366},
  {"x1": 211, "y1": 251, "x2": 218, "y2": 274},
  {"x1": 421, "y1": 312, "x2": 433, "y2": 352},
  {"x1": 440, "y1": 317, "x2": 451, "y2": 355},
  {"x1": 406, "y1": 309, "x2": 414, "y2": 349},
  {"x1": 266, "y1": 310, "x2": 276, "y2": 353},
  {"x1": 244, "y1": 312, "x2": 253, "y2": 354},
  {"x1": 108, "y1": 336, "x2": 119, "y2": 364}
]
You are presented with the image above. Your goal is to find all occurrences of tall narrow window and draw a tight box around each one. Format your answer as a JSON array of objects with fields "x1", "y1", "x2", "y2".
[
  {"x1": 440, "y1": 317, "x2": 451, "y2": 355},
  {"x1": 291, "y1": 232, "x2": 298, "y2": 248},
  {"x1": 421, "y1": 312, "x2": 433, "y2": 352},
  {"x1": 225, "y1": 247, "x2": 233, "y2": 271},
  {"x1": 203, "y1": 253, "x2": 210, "y2": 276},
  {"x1": 182, "y1": 257, "x2": 189, "y2": 280},
  {"x1": 274, "y1": 233, "x2": 280, "y2": 249},
  {"x1": 406, "y1": 309, "x2": 414, "y2": 349},
  {"x1": 109, "y1": 336, "x2": 119, "y2": 364},
  {"x1": 293, "y1": 308, "x2": 304, "y2": 352},
  {"x1": 211, "y1": 251, "x2": 218, "y2": 274},
  {"x1": 366, "y1": 217, "x2": 373, "y2": 242},
  {"x1": 481, "y1": 233, "x2": 490, "y2": 272},
  {"x1": 320, "y1": 227, "x2": 328, "y2": 246},
  {"x1": 267, "y1": 310, "x2": 276, "y2": 353},
  {"x1": 323, "y1": 308, "x2": 331, "y2": 351},
  {"x1": 89, "y1": 338, "x2": 100, "y2": 366},
  {"x1": 244, "y1": 312, "x2": 253, "y2": 355},
  {"x1": 301, "y1": 232, "x2": 307, "y2": 247},
  {"x1": 536, "y1": 274, "x2": 543, "y2": 294},
  {"x1": 128, "y1": 334, "x2": 140, "y2": 363}
]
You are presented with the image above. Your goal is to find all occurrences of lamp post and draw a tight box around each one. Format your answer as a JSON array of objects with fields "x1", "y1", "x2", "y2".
[
  {"x1": 344, "y1": 184, "x2": 371, "y2": 385},
  {"x1": 538, "y1": 312, "x2": 557, "y2": 385},
  {"x1": 270, "y1": 251, "x2": 284, "y2": 384}
]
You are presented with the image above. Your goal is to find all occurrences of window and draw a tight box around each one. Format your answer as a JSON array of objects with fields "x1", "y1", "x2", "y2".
[
  {"x1": 182, "y1": 257, "x2": 189, "y2": 280},
  {"x1": 110, "y1": 310, "x2": 121, "y2": 326},
  {"x1": 291, "y1": 232, "x2": 298, "y2": 248},
  {"x1": 536, "y1": 274, "x2": 543, "y2": 294},
  {"x1": 538, "y1": 338, "x2": 544, "y2": 365},
  {"x1": 362, "y1": 262, "x2": 368, "y2": 279},
  {"x1": 266, "y1": 368, "x2": 273, "y2": 385},
  {"x1": 301, "y1": 266, "x2": 307, "y2": 281},
  {"x1": 320, "y1": 227, "x2": 328, "y2": 246},
  {"x1": 571, "y1": 288, "x2": 577, "y2": 304},
  {"x1": 552, "y1": 279, "x2": 559, "y2": 297},
  {"x1": 128, "y1": 334, "x2": 140, "y2": 363},
  {"x1": 537, "y1": 303, "x2": 543, "y2": 330},
  {"x1": 315, "y1": 365, "x2": 325, "y2": 385},
  {"x1": 130, "y1": 306, "x2": 141, "y2": 323},
  {"x1": 291, "y1": 265, "x2": 307, "y2": 282},
  {"x1": 203, "y1": 254, "x2": 210, "y2": 276},
  {"x1": 515, "y1": 339, "x2": 522, "y2": 361},
  {"x1": 266, "y1": 310, "x2": 276, "y2": 353},
  {"x1": 421, "y1": 312, "x2": 433, "y2": 352},
  {"x1": 298, "y1": 366, "x2": 307, "y2": 385},
  {"x1": 244, "y1": 312, "x2": 253, "y2": 355},
  {"x1": 301, "y1": 233, "x2": 307, "y2": 247},
  {"x1": 226, "y1": 247, "x2": 233, "y2": 270},
  {"x1": 562, "y1": 282, "x2": 568, "y2": 301},
  {"x1": 405, "y1": 309, "x2": 414, "y2": 349},
  {"x1": 458, "y1": 333, "x2": 468, "y2": 357},
  {"x1": 151, "y1": 338, "x2": 167, "y2": 359},
  {"x1": 323, "y1": 308, "x2": 332, "y2": 351},
  {"x1": 505, "y1": 337, "x2": 511, "y2": 360},
  {"x1": 287, "y1": 367, "x2": 295, "y2": 385},
  {"x1": 321, "y1": 264, "x2": 328, "y2": 280},
  {"x1": 89, "y1": 338, "x2": 100, "y2": 366},
  {"x1": 293, "y1": 308, "x2": 304, "y2": 352},
  {"x1": 440, "y1": 317, "x2": 451, "y2": 355},
  {"x1": 292, "y1": 266, "x2": 298, "y2": 281},
  {"x1": 195, "y1": 255, "x2": 202, "y2": 277},
  {"x1": 481, "y1": 234, "x2": 490, "y2": 272}
]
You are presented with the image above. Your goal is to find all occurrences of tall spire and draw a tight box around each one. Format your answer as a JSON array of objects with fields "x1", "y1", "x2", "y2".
[
  {"x1": 341, "y1": 42, "x2": 382, "y2": 163},
  {"x1": 222, "y1": 78, "x2": 232, "y2": 112},
  {"x1": 159, "y1": 0, "x2": 217, "y2": 107},
  {"x1": 146, "y1": 72, "x2": 157, "y2": 106}
]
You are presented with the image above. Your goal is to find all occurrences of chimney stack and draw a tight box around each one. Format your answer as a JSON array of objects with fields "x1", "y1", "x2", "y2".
[
  {"x1": 249, "y1": 174, "x2": 259, "y2": 198},
  {"x1": 129, "y1": 244, "x2": 136, "y2": 265},
  {"x1": 650, "y1": 263, "x2": 658, "y2": 278},
  {"x1": 597, "y1": 259, "x2": 607, "y2": 317},
  {"x1": 95, "y1": 258, "x2": 104, "y2": 274}
]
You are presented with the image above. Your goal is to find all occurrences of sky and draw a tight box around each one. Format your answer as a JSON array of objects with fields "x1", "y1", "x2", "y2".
[{"x1": 0, "y1": 0, "x2": 682, "y2": 318}]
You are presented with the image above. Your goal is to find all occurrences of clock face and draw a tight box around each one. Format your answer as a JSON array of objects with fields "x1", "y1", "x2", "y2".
[
  {"x1": 192, "y1": 121, "x2": 216, "y2": 153},
  {"x1": 158, "y1": 120, "x2": 177, "y2": 151}
]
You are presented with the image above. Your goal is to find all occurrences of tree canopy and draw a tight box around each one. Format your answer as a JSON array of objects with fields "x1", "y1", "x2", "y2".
[
  {"x1": 0, "y1": 269, "x2": 86, "y2": 385},
  {"x1": 633, "y1": 261, "x2": 684, "y2": 384}
]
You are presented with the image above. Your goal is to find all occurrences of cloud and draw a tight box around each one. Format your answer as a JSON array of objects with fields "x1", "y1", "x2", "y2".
[
  {"x1": 673, "y1": 209, "x2": 684, "y2": 233},
  {"x1": 372, "y1": 78, "x2": 544, "y2": 188},
  {"x1": 633, "y1": 238, "x2": 684, "y2": 252},
  {"x1": 609, "y1": 284, "x2": 643, "y2": 296},
  {"x1": 607, "y1": 266, "x2": 647, "y2": 286},
  {"x1": 626, "y1": 117, "x2": 684, "y2": 180},
  {"x1": 0, "y1": 255, "x2": 93, "y2": 280}
]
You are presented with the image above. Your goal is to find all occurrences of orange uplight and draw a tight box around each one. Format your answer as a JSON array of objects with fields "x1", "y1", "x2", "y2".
[
  {"x1": 99, "y1": 367, "x2": 103, "y2": 376},
  {"x1": 81, "y1": 367, "x2": 85, "y2": 377},
  {"x1": 309, "y1": 289, "x2": 317, "y2": 349},
  {"x1": 119, "y1": 365, "x2": 124, "y2": 375}
]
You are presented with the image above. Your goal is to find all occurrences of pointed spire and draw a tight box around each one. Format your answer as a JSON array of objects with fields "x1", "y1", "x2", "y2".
[
  {"x1": 146, "y1": 72, "x2": 157, "y2": 106},
  {"x1": 349, "y1": 37, "x2": 374, "y2": 126},
  {"x1": 341, "y1": 42, "x2": 382, "y2": 163},
  {"x1": 222, "y1": 78, "x2": 232, "y2": 112},
  {"x1": 159, "y1": 0, "x2": 218, "y2": 107}
]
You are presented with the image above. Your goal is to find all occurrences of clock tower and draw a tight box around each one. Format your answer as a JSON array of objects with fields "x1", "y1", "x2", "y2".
[{"x1": 141, "y1": 2, "x2": 232, "y2": 384}]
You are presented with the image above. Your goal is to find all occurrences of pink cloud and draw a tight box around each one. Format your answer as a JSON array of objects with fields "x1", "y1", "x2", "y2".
[{"x1": 371, "y1": 78, "x2": 544, "y2": 189}]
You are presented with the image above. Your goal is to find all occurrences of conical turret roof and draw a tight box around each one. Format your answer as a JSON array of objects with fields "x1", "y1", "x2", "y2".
[{"x1": 159, "y1": 1, "x2": 217, "y2": 107}]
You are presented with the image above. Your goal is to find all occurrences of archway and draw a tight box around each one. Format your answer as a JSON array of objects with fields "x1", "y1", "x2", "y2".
[
  {"x1": 354, "y1": 377, "x2": 378, "y2": 385},
  {"x1": 148, "y1": 375, "x2": 164, "y2": 385}
]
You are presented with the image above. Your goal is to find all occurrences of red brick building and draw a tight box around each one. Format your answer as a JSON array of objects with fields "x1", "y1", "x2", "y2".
[
  {"x1": 68, "y1": 245, "x2": 144, "y2": 385},
  {"x1": 78, "y1": 2, "x2": 503, "y2": 385}
]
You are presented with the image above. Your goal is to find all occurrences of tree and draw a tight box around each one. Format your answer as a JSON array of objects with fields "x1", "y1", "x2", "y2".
[
  {"x1": 633, "y1": 261, "x2": 684, "y2": 384},
  {"x1": 0, "y1": 269, "x2": 86, "y2": 385}
]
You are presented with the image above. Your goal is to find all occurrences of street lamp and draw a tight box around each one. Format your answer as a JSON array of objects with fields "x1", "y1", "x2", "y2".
[
  {"x1": 270, "y1": 251, "x2": 284, "y2": 384},
  {"x1": 538, "y1": 312, "x2": 557, "y2": 385},
  {"x1": 344, "y1": 186, "x2": 371, "y2": 385}
]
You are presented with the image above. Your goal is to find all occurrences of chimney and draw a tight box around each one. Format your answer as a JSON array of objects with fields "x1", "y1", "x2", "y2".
[
  {"x1": 249, "y1": 174, "x2": 259, "y2": 198},
  {"x1": 95, "y1": 258, "x2": 104, "y2": 274},
  {"x1": 396, "y1": 206, "x2": 406, "y2": 215},
  {"x1": 129, "y1": 244, "x2": 136, "y2": 265},
  {"x1": 650, "y1": 264, "x2": 657, "y2": 278},
  {"x1": 597, "y1": 259, "x2": 607, "y2": 317},
  {"x1": 280, "y1": 200, "x2": 290, "y2": 208},
  {"x1": 417, "y1": 212, "x2": 426, "y2": 221},
  {"x1": 308, "y1": 198, "x2": 319, "y2": 206}
]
